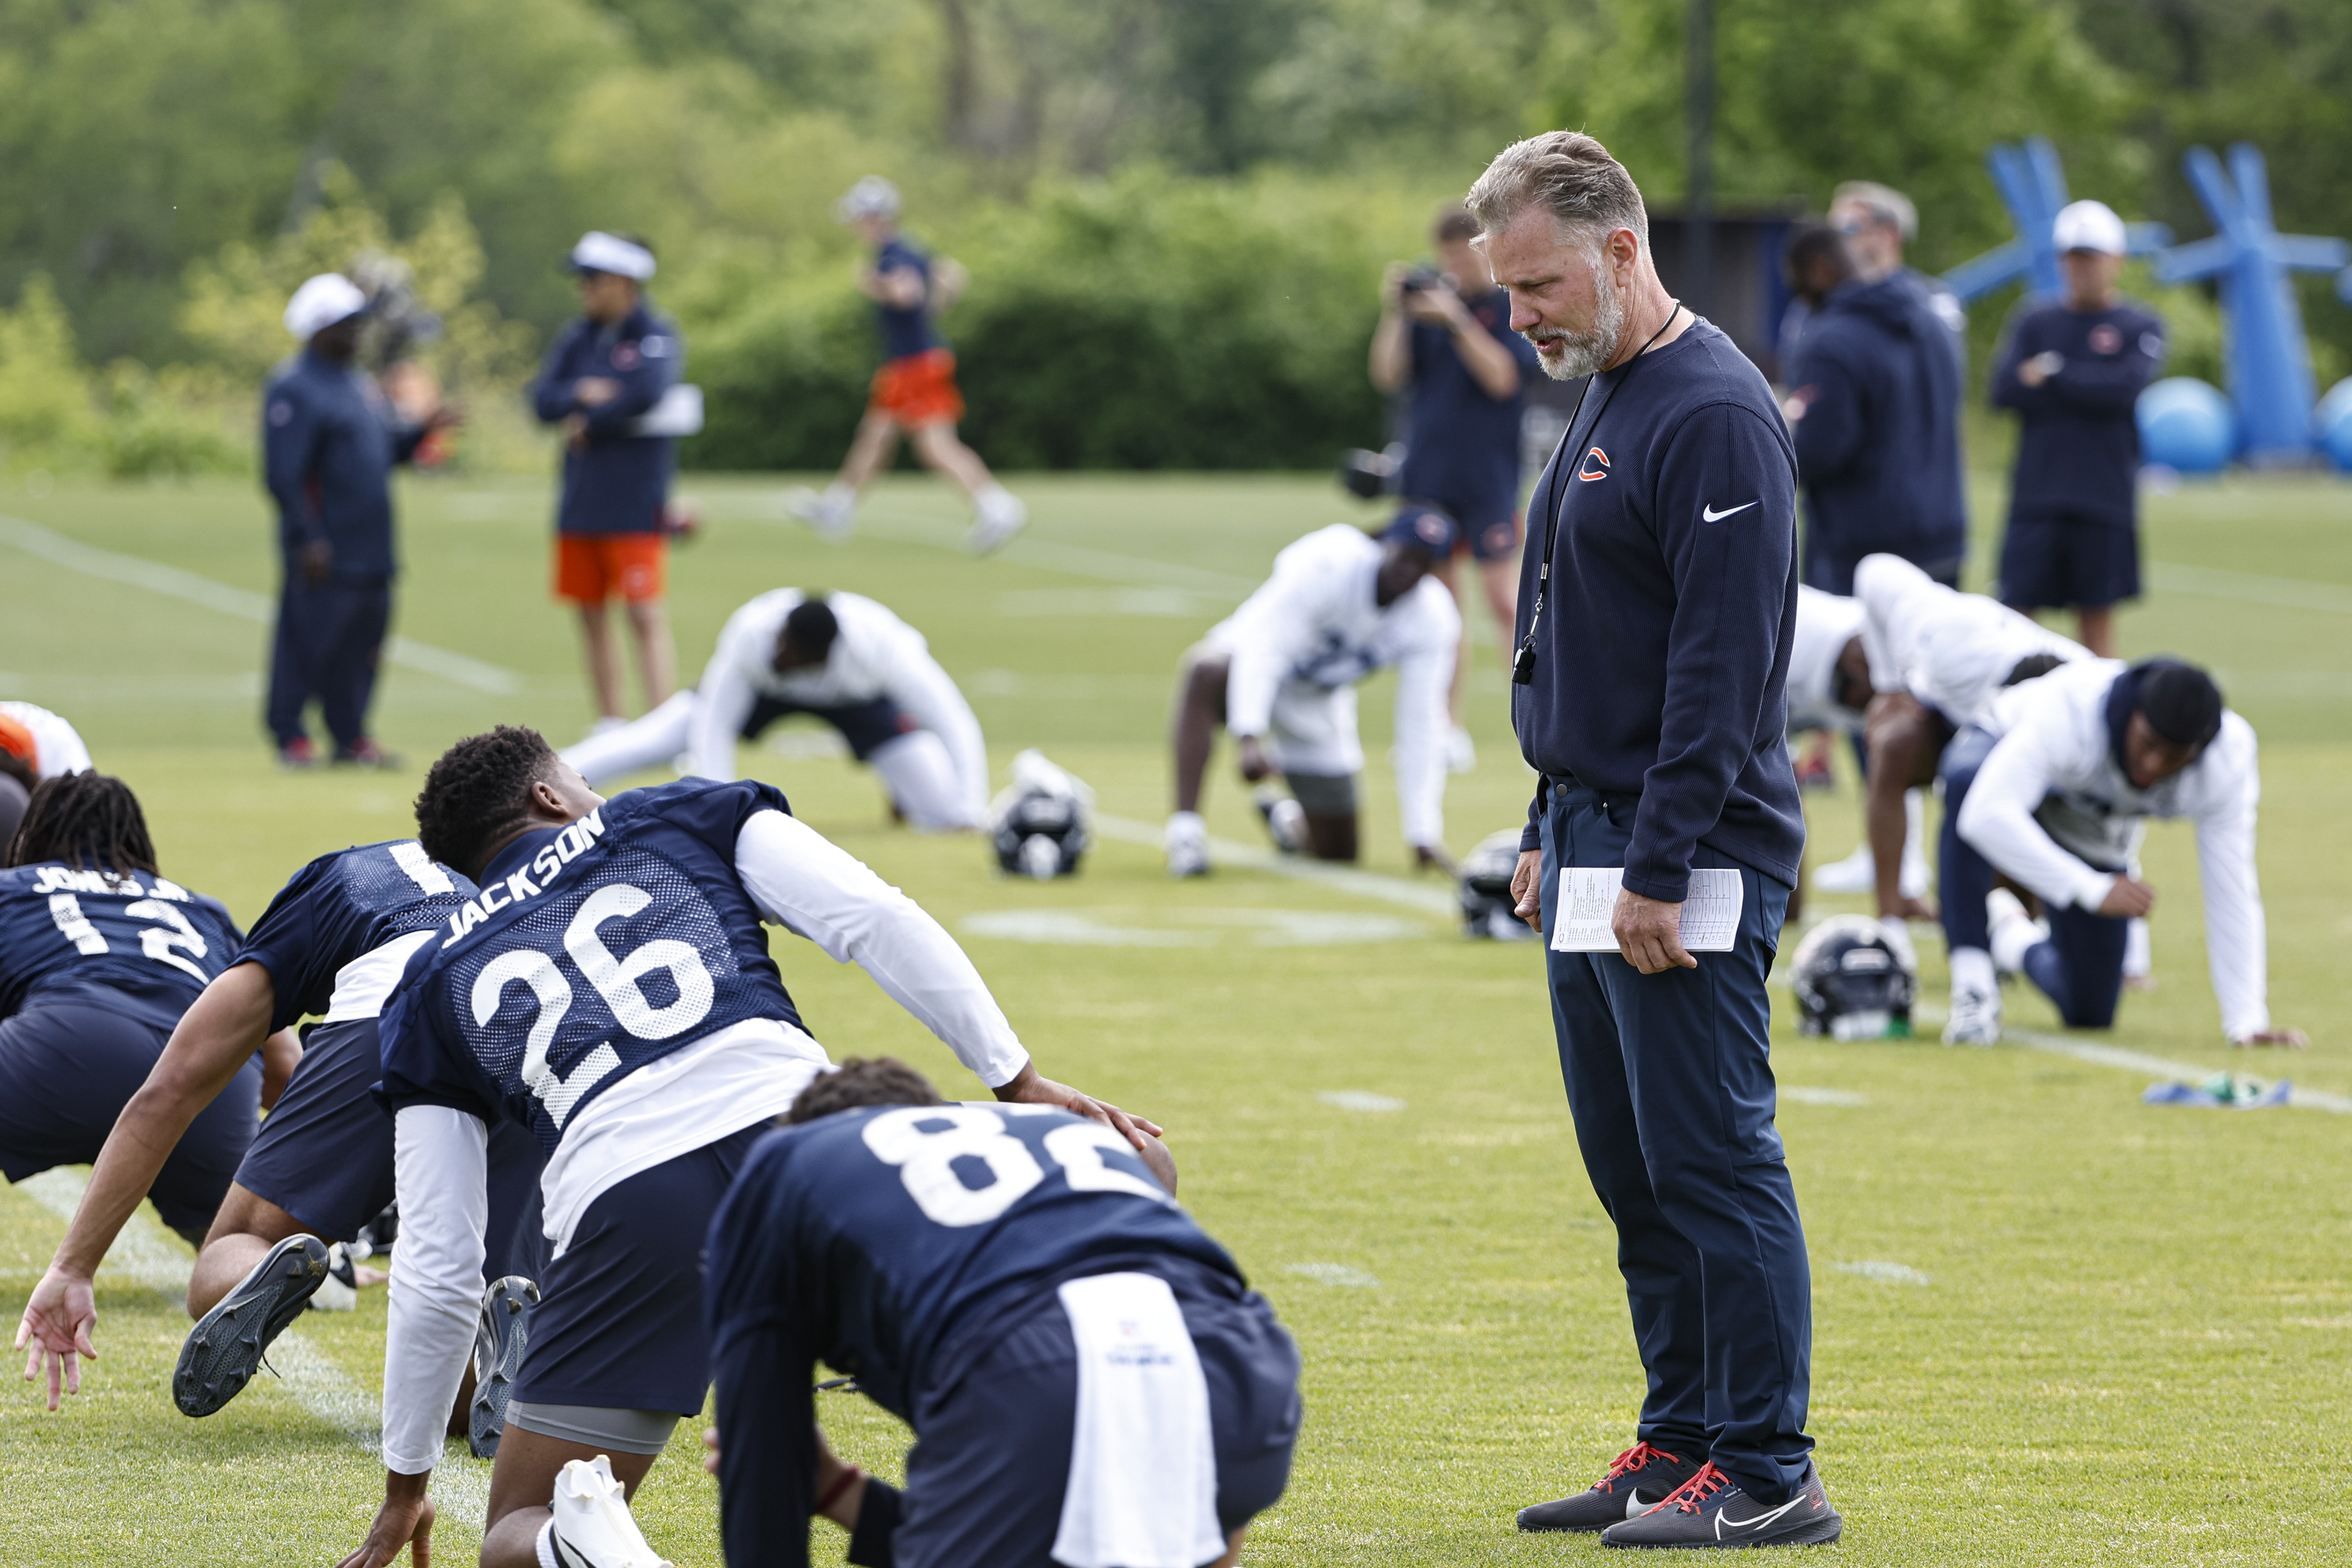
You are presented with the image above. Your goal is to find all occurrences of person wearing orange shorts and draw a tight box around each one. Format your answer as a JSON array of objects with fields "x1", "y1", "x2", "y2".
[
  {"x1": 532, "y1": 232, "x2": 686, "y2": 732},
  {"x1": 787, "y1": 178, "x2": 1028, "y2": 555}
]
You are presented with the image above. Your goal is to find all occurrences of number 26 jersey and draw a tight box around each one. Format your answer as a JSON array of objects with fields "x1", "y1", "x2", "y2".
[
  {"x1": 377, "y1": 778, "x2": 807, "y2": 1151},
  {"x1": 0, "y1": 861, "x2": 241, "y2": 1031}
]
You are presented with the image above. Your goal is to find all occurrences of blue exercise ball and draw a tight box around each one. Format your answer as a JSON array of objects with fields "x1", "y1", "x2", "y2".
[
  {"x1": 2315, "y1": 377, "x2": 2352, "y2": 472},
  {"x1": 2137, "y1": 378, "x2": 2236, "y2": 474}
]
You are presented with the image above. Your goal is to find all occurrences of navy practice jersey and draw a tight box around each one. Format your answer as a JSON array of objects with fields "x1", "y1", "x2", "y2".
[
  {"x1": 874, "y1": 237, "x2": 944, "y2": 362},
  {"x1": 0, "y1": 862, "x2": 243, "y2": 1032},
  {"x1": 708, "y1": 1103, "x2": 1241, "y2": 1422},
  {"x1": 234, "y1": 840, "x2": 478, "y2": 1033},
  {"x1": 377, "y1": 779, "x2": 804, "y2": 1150}
]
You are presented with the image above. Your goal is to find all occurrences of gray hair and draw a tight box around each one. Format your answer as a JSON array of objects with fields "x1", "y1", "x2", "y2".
[
  {"x1": 1465, "y1": 132, "x2": 1649, "y2": 255},
  {"x1": 1831, "y1": 180, "x2": 1917, "y2": 241}
]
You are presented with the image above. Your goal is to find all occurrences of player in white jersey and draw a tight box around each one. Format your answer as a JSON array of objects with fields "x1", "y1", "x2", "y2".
[
  {"x1": 1166, "y1": 509, "x2": 1460, "y2": 877},
  {"x1": 1938, "y1": 657, "x2": 2305, "y2": 1048},
  {"x1": 1791, "y1": 557, "x2": 2086, "y2": 931},
  {"x1": 560, "y1": 589, "x2": 987, "y2": 831}
]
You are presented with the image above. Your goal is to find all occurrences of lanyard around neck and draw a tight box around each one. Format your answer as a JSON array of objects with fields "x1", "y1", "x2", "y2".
[{"x1": 1512, "y1": 301, "x2": 1684, "y2": 686}]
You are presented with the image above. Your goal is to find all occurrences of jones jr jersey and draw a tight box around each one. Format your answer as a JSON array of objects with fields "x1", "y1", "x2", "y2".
[
  {"x1": 378, "y1": 779, "x2": 804, "y2": 1151},
  {"x1": 234, "y1": 840, "x2": 477, "y2": 1032},
  {"x1": 0, "y1": 862, "x2": 241, "y2": 1031}
]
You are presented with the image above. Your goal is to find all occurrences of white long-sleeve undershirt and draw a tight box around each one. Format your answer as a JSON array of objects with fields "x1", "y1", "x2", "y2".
[
  {"x1": 377, "y1": 806, "x2": 1031, "y2": 1477},
  {"x1": 1956, "y1": 661, "x2": 2269, "y2": 1041}
]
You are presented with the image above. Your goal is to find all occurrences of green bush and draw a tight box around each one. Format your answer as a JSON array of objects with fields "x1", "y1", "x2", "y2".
[{"x1": 684, "y1": 171, "x2": 1397, "y2": 471}]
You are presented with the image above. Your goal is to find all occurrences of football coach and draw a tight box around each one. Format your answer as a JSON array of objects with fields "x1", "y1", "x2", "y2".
[{"x1": 1479, "y1": 133, "x2": 1838, "y2": 1549}]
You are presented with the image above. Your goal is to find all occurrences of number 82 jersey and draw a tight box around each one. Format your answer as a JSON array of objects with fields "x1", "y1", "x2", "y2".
[
  {"x1": 0, "y1": 861, "x2": 241, "y2": 1031},
  {"x1": 378, "y1": 779, "x2": 808, "y2": 1151}
]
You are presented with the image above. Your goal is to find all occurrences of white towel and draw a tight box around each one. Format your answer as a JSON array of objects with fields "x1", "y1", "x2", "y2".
[{"x1": 1052, "y1": 1272, "x2": 1226, "y2": 1568}]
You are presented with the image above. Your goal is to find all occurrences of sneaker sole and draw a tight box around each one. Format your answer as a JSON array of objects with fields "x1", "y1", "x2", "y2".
[
  {"x1": 174, "y1": 1235, "x2": 330, "y2": 1417},
  {"x1": 469, "y1": 1275, "x2": 540, "y2": 1459},
  {"x1": 1602, "y1": 1515, "x2": 1844, "y2": 1549}
]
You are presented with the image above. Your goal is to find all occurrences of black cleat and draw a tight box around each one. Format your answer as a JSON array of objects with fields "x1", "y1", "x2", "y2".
[
  {"x1": 1520, "y1": 1440, "x2": 1705, "y2": 1532},
  {"x1": 173, "y1": 1235, "x2": 330, "y2": 1417},
  {"x1": 1599, "y1": 1459, "x2": 1842, "y2": 1549},
  {"x1": 469, "y1": 1275, "x2": 540, "y2": 1459}
]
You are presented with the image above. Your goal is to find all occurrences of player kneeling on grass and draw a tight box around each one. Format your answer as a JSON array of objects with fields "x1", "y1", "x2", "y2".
[
  {"x1": 1939, "y1": 658, "x2": 2305, "y2": 1050},
  {"x1": 1167, "y1": 507, "x2": 1460, "y2": 877},
  {"x1": 706, "y1": 1056, "x2": 1299, "y2": 1568},
  {"x1": 563, "y1": 588, "x2": 988, "y2": 832},
  {"x1": 17, "y1": 835, "x2": 542, "y2": 1430},
  {"x1": 0, "y1": 778, "x2": 262, "y2": 1361},
  {"x1": 338, "y1": 727, "x2": 1154, "y2": 1568}
]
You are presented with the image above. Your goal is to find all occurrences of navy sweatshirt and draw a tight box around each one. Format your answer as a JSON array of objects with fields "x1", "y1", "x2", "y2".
[
  {"x1": 530, "y1": 301, "x2": 683, "y2": 536},
  {"x1": 1991, "y1": 298, "x2": 2164, "y2": 525},
  {"x1": 262, "y1": 349, "x2": 427, "y2": 583},
  {"x1": 1512, "y1": 318, "x2": 1805, "y2": 898},
  {"x1": 1785, "y1": 273, "x2": 1968, "y2": 591}
]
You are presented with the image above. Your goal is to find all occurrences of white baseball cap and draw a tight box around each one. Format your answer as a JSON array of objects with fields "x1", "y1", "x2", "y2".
[
  {"x1": 570, "y1": 231, "x2": 657, "y2": 281},
  {"x1": 283, "y1": 273, "x2": 368, "y2": 340},
  {"x1": 2052, "y1": 199, "x2": 2127, "y2": 257},
  {"x1": 835, "y1": 176, "x2": 903, "y2": 223}
]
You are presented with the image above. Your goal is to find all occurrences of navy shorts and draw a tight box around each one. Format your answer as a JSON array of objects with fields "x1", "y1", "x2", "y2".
[
  {"x1": 1999, "y1": 509, "x2": 2139, "y2": 610},
  {"x1": 236, "y1": 1019, "x2": 543, "y2": 1274},
  {"x1": 1412, "y1": 493, "x2": 1521, "y2": 562},
  {"x1": 743, "y1": 693, "x2": 916, "y2": 762},
  {"x1": 511, "y1": 1123, "x2": 766, "y2": 1415},
  {"x1": 0, "y1": 1001, "x2": 259, "y2": 1244},
  {"x1": 890, "y1": 1271, "x2": 1302, "y2": 1568}
]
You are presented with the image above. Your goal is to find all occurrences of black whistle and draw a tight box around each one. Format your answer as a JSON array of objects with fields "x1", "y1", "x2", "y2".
[{"x1": 1512, "y1": 644, "x2": 1537, "y2": 685}]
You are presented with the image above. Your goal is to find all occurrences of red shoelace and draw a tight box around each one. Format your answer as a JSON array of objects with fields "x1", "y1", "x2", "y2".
[
  {"x1": 1657, "y1": 1460, "x2": 1731, "y2": 1515},
  {"x1": 1600, "y1": 1441, "x2": 1685, "y2": 1489}
]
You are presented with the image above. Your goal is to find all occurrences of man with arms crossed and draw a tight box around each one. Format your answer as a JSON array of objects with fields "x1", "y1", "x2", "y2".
[
  {"x1": 1939, "y1": 657, "x2": 2304, "y2": 1050},
  {"x1": 1481, "y1": 132, "x2": 1837, "y2": 1547}
]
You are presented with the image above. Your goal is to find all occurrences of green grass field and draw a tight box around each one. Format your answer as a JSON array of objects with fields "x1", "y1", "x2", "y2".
[{"x1": 2, "y1": 465, "x2": 2348, "y2": 1565}]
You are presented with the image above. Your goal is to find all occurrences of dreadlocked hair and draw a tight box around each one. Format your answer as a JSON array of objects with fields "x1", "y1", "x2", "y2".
[
  {"x1": 414, "y1": 725, "x2": 559, "y2": 879},
  {"x1": 4, "y1": 772, "x2": 161, "y2": 878}
]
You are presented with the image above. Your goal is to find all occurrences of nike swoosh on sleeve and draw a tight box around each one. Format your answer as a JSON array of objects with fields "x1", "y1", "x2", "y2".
[{"x1": 1701, "y1": 501, "x2": 1759, "y2": 522}]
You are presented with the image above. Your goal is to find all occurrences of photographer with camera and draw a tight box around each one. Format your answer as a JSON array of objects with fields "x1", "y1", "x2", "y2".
[{"x1": 1370, "y1": 206, "x2": 1542, "y2": 770}]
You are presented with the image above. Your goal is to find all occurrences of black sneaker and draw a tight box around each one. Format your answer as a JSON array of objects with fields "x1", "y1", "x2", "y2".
[
  {"x1": 1519, "y1": 1441, "x2": 1705, "y2": 1532},
  {"x1": 469, "y1": 1275, "x2": 540, "y2": 1459},
  {"x1": 173, "y1": 1235, "x2": 330, "y2": 1417},
  {"x1": 1599, "y1": 1459, "x2": 1842, "y2": 1549}
]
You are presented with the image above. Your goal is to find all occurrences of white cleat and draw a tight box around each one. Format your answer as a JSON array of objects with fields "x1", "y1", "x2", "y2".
[
  {"x1": 1253, "y1": 787, "x2": 1305, "y2": 855},
  {"x1": 785, "y1": 483, "x2": 857, "y2": 541},
  {"x1": 1942, "y1": 983, "x2": 2003, "y2": 1047},
  {"x1": 1446, "y1": 725, "x2": 1478, "y2": 774},
  {"x1": 968, "y1": 485, "x2": 1028, "y2": 555},
  {"x1": 1810, "y1": 841, "x2": 1875, "y2": 894},
  {"x1": 543, "y1": 1456, "x2": 674, "y2": 1568},
  {"x1": 1166, "y1": 811, "x2": 1209, "y2": 878}
]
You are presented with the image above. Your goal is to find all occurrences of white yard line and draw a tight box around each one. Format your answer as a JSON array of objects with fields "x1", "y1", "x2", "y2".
[
  {"x1": 13, "y1": 1169, "x2": 490, "y2": 1529},
  {"x1": 2001, "y1": 1028, "x2": 2352, "y2": 1115},
  {"x1": 1092, "y1": 813, "x2": 1457, "y2": 917},
  {"x1": 0, "y1": 516, "x2": 524, "y2": 695},
  {"x1": 2148, "y1": 560, "x2": 2352, "y2": 617}
]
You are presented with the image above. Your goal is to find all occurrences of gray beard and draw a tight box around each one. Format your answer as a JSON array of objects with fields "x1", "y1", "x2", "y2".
[{"x1": 1532, "y1": 275, "x2": 1629, "y2": 381}]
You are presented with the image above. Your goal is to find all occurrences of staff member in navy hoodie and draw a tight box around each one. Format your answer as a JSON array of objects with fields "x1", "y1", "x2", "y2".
[
  {"x1": 262, "y1": 274, "x2": 453, "y2": 770},
  {"x1": 1473, "y1": 133, "x2": 1837, "y2": 1550},
  {"x1": 1990, "y1": 200, "x2": 2163, "y2": 659},
  {"x1": 1784, "y1": 182, "x2": 1968, "y2": 595},
  {"x1": 532, "y1": 232, "x2": 684, "y2": 731}
]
